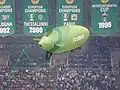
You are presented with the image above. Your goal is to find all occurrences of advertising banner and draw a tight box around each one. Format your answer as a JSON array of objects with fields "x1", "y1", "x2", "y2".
[
  {"x1": 91, "y1": 0, "x2": 119, "y2": 36},
  {"x1": 23, "y1": 0, "x2": 48, "y2": 37},
  {"x1": 56, "y1": 0, "x2": 83, "y2": 27},
  {"x1": 0, "y1": 0, "x2": 15, "y2": 37}
]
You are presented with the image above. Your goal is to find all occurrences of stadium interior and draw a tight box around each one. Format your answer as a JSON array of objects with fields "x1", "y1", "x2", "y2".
[{"x1": 0, "y1": 0, "x2": 120, "y2": 90}]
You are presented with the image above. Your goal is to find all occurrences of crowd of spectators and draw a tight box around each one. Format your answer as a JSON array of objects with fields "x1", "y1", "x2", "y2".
[
  {"x1": 0, "y1": 65, "x2": 10, "y2": 89},
  {"x1": 0, "y1": 65, "x2": 119, "y2": 90},
  {"x1": 0, "y1": 36, "x2": 120, "y2": 90},
  {"x1": 69, "y1": 51, "x2": 89, "y2": 68},
  {"x1": 68, "y1": 36, "x2": 120, "y2": 71},
  {"x1": 0, "y1": 66, "x2": 56, "y2": 90},
  {"x1": 57, "y1": 68, "x2": 119, "y2": 90}
]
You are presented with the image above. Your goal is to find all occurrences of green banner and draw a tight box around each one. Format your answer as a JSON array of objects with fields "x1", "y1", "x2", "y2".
[
  {"x1": 56, "y1": 0, "x2": 83, "y2": 27},
  {"x1": 0, "y1": 0, "x2": 15, "y2": 37},
  {"x1": 91, "y1": 0, "x2": 119, "y2": 36},
  {"x1": 23, "y1": 0, "x2": 48, "y2": 37}
]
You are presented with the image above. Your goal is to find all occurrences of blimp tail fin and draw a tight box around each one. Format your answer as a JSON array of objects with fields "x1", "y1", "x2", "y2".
[
  {"x1": 45, "y1": 45, "x2": 61, "y2": 61},
  {"x1": 56, "y1": 43, "x2": 64, "y2": 47},
  {"x1": 49, "y1": 44, "x2": 60, "y2": 52}
]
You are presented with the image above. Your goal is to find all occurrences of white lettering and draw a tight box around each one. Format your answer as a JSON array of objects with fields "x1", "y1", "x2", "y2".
[
  {"x1": 0, "y1": 22, "x2": 13, "y2": 27},
  {"x1": 92, "y1": 4, "x2": 117, "y2": 8},
  {"x1": 0, "y1": 9, "x2": 12, "y2": 12},
  {"x1": 24, "y1": 22, "x2": 48, "y2": 26},
  {"x1": 98, "y1": 22, "x2": 112, "y2": 28},
  {"x1": 100, "y1": 7, "x2": 109, "y2": 12},
  {"x1": 29, "y1": 27, "x2": 43, "y2": 34},
  {"x1": 28, "y1": 5, "x2": 43, "y2": 9},
  {"x1": 59, "y1": 8, "x2": 80, "y2": 13},
  {"x1": 0, "y1": 27, "x2": 10, "y2": 34},
  {"x1": 62, "y1": 5, "x2": 77, "y2": 9},
  {"x1": 73, "y1": 35, "x2": 85, "y2": 43},
  {"x1": 25, "y1": 9, "x2": 46, "y2": 13},
  {"x1": 63, "y1": 22, "x2": 75, "y2": 26}
]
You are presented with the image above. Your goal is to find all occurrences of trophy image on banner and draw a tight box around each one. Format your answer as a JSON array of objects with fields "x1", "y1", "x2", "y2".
[
  {"x1": 31, "y1": 0, "x2": 39, "y2": 4},
  {"x1": 28, "y1": 14, "x2": 35, "y2": 21},
  {"x1": 0, "y1": 15, "x2": 10, "y2": 21},
  {"x1": 102, "y1": 12, "x2": 108, "y2": 22},
  {"x1": 0, "y1": 0, "x2": 6, "y2": 5},
  {"x1": 38, "y1": 14, "x2": 43, "y2": 21},
  {"x1": 71, "y1": 14, "x2": 77, "y2": 21},
  {"x1": 63, "y1": 13, "x2": 69, "y2": 21}
]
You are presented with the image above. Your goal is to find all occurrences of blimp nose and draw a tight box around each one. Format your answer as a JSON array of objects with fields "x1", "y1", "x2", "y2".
[
  {"x1": 38, "y1": 41, "x2": 43, "y2": 47},
  {"x1": 39, "y1": 44, "x2": 42, "y2": 47}
]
